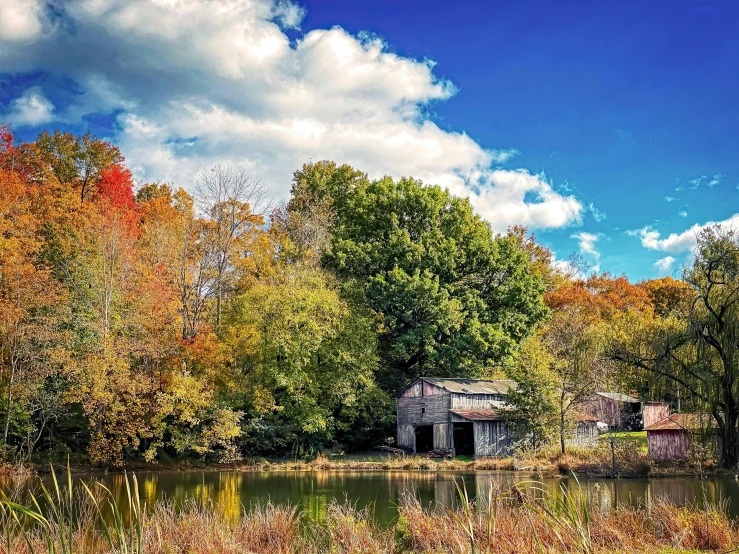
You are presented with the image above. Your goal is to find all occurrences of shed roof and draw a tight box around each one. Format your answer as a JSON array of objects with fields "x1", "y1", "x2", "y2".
[
  {"x1": 595, "y1": 392, "x2": 640, "y2": 403},
  {"x1": 573, "y1": 412, "x2": 600, "y2": 423},
  {"x1": 412, "y1": 378, "x2": 515, "y2": 395},
  {"x1": 644, "y1": 413, "x2": 713, "y2": 432},
  {"x1": 450, "y1": 409, "x2": 503, "y2": 421}
]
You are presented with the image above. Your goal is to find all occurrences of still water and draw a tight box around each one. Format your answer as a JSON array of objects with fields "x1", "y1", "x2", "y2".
[
  {"x1": 4, "y1": 471, "x2": 739, "y2": 524},
  {"x1": 35, "y1": 471, "x2": 739, "y2": 524}
]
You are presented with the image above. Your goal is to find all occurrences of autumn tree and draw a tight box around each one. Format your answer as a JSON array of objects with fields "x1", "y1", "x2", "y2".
[
  {"x1": 34, "y1": 131, "x2": 122, "y2": 203},
  {"x1": 0, "y1": 167, "x2": 65, "y2": 452},
  {"x1": 196, "y1": 166, "x2": 269, "y2": 333},
  {"x1": 611, "y1": 227, "x2": 739, "y2": 468}
]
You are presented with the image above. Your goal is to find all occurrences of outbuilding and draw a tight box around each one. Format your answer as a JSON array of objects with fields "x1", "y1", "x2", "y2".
[
  {"x1": 580, "y1": 392, "x2": 643, "y2": 430},
  {"x1": 396, "y1": 377, "x2": 513, "y2": 457},
  {"x1": 645, "y1": 413, "x2": 714, "y2": 462}
]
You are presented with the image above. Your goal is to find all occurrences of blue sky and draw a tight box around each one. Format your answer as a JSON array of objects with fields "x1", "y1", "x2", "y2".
[{"x1": 1, "y1": 0, "x2": 738, "y2": 280}]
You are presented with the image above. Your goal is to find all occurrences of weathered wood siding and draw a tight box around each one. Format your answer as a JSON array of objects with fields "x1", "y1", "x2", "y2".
[
  {"x1": 423, "y1": 381, "x2": 445, "y2": 396},
  {"x1": 567, "y1": 422, "x2": 598, "y2": 446},
  {"x1": 397, "y1": 395, "x2": 451, "y2": 426},
  {"x1": 473, "y1": 421, "x2": 511, "y2": 457},
  {"x1": 399, "y1": 381, "x2": 423, "y2": 398},
  {"x1": 643, "y1": 402, "x2": 670, "y2": 429},
  {"x1": 450, "y1": 393, "x2": 506, "y2": 410},
  {"x1": 397, "y1": 424, "x2": 415, "y2": 451},
  {"x1": 580, "y1": 395, "x2": 640, "y2": 429},
  {"x1": 433, "y1": 423, "x2": 452, "y2": 450},
  {"x1": 647, "y1": 430, "x2": 689, "y2": 461}
]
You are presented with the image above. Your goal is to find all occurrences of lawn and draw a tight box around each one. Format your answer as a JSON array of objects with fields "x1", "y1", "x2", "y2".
[{"x1": 598, "y1": 430, "x2": 648, "y2": 452}]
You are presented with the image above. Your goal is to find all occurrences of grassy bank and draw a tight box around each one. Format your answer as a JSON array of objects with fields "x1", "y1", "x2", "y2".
[
  {"x1": 6, "y1": 434, "x2": 729, "y2": 478},
  {"x1": 0, "y1": 467, "x2": 736, "y2": 554}
]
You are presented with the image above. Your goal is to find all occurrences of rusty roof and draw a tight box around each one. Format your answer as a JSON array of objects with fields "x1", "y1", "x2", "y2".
[
  {"x1": 419, "y1": 378, "x2": 516, "y2": 395},
  {"x1": 573, "y1": 412, "x2": 600, "y2": 422},
  {"x1": 644, "y1": 413, "x2": 713, "y2": 432},
  {"x1": 450, "y1": 409, "x2": 503, "y2": 421}
]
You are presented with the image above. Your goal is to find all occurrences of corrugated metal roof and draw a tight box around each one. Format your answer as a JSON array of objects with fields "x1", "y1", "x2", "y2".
[
  {"x1": 595, "y1": 392, "x2": 640, "y2": 403},
  {"x1": 644, "y1": 413, "x2": 713, "y2": 431},
  {"x1": 421, "y1": 378, "x2": 516, "y2": 395},
  {"x1": 450, "y1": 409, "x2": 503, "y2": 421}
]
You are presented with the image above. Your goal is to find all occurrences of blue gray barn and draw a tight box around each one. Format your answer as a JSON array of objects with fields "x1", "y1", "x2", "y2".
[{"x1": 396, "y1": 377, "x2": 514, "y2": 457}]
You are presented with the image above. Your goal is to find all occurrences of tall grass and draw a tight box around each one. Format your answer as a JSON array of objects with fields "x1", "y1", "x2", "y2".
[{"x1": 0, "y1": 466, "x2": 737, "y2": 553}]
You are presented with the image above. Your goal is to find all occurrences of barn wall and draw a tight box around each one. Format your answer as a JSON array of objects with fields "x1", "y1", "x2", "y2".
[
  {"x1": 397, "y1": 395, "x2": 451, "y2": 426},
  {"x1": 399, "y1": 381, "x2": 423, "y2": 398},
  {"x1": 423, "y1": 381, "x2": 445, "y2": 396},
  {"x1": 450, "y1": 393, "x2": 506, "y2": 409},
  {"x1": 473, "y1": 421, "x2": 511, "y2": 457},
  {"x1": 580, "y1": 396, "x2": 621, "y2": 426},
  {"x1": 648, "y1": 430, "x2": 689, "y2": 461},
  {"x1": 433, "y1": 423, "x2": 452, "y2": 450},
  {"x1": 567, "y1": 422, "x2": 598, "y2": 447},
  {"x1": 397, "y1": 424, "x2": 415, "y2": 451},
  {"x1": 643, "y1": 402, "x2": 670, "y2": 428}
]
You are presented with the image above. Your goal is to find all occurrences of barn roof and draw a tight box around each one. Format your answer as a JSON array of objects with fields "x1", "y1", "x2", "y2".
[
  {"x1": 450, "y1": 409, "x2": 504, "y2": 421},
  {"x1": 595, "y1": 392, "x2": 640, "y2": 403},
  {"x1": 644, "y1": 413, "x2": 713, "y2": 432},
  {"x1": 413, "y1": 378, "x2": 516, "y2": 395}
]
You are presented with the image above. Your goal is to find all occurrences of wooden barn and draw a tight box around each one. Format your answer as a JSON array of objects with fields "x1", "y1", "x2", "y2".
[
  {"x1": 396, "y1": 378, "x2": 514, "y2": 457},
  {"x1": 645, "y1": 413, "x2": 714, "y2": 462},
  {"x1": 579, "y1": 392, "x2": 643, "y2": 430}
]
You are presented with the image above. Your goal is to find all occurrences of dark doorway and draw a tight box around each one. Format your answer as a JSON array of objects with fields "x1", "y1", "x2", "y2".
[
  {"x1": 453, "y1": 423, "x2": 474, "y2": 456},
  {"x1": 414, "y1": 425, "x2": 433, "y2": 453}
]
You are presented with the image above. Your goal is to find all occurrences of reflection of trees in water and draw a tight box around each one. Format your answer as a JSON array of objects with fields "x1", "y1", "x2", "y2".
[{"x1": 3, "y1": 471, "x2": 738, "y2": 526}]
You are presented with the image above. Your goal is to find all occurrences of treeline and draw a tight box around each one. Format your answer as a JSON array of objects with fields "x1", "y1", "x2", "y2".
[
  {"x1": 1, "y1": 127, "x2": 737, "y2": 468},
  {"x1": 0, "y1": 128, "x2": 549, "y2": 465}
]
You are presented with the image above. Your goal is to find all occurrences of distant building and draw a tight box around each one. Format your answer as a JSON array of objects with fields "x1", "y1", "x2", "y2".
[
  {"x1": 580, "y1": 392, "x2": 643, "y2": 430},
  {"x1": 645, "y1": 413, "x2": 714, "y2": 462},
  {"x1": 396, "y1": 378, "x2": 514, "y2": 457},
  {"x1": 570, "y1": 412, "x2": 600, "y2": 446}
]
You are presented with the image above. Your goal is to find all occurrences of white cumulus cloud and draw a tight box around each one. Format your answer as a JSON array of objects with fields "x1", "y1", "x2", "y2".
[
  {"x1": 0, "y1": 0, "x2": 44, "y2": 43},
  {"x1": 571, "y1": 231, "x2": 601, "y2": 272},
  {"x1": 634, "y1": 213, "x2": 739, "y2": 253},
  {"x1": 0, "y1": 0, "x2": 584, "y2": 233},
  {"x1": 653, "y1": 256, "x2": 676, "y2": 273},
  {"x1": 4, "y1": 86, "x2": 54, "y2": 126}
]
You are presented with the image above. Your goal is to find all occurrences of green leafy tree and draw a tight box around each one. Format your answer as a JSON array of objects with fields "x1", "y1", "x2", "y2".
[{"x1": 291, "y1": 165, "x2": 547, "y2": 389}]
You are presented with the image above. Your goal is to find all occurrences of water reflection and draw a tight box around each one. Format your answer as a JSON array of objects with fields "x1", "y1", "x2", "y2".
[{"x1": 2, "y1": 471, "x2": 738, "y2": 525}]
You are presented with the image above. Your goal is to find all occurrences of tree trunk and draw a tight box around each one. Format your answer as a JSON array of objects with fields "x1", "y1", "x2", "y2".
[{"x1": 559, "y1": 410, "x2": 566, "y2": 455}]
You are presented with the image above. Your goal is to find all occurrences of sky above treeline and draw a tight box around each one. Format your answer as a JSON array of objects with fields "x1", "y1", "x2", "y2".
[{"x1": 1, "y1": 0, "x2": 738, "y2": 281}]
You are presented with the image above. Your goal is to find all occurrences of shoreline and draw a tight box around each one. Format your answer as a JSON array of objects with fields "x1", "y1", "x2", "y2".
[{"x1": 5, "y1": 453, "x2": 736, "y2": 479}]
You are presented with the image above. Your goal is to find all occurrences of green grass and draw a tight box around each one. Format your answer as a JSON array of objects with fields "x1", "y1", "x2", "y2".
[{"x1": 598, "y1": 431, "x2": 648, "y2": 452}]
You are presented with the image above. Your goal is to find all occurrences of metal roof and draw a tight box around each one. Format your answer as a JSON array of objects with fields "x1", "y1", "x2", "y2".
[
  {"x1": 450, "y1": 409, "x2": 503, "y2": 421},
  {"x1": 419, "y1": 378, "x2": 516, "y2": 395},
  {"x1": 595, "y1": 392, "x2": 640, "y2": 403},
  {"x1": 644, "y1": 413, "x2": 713, "y2": 432}
]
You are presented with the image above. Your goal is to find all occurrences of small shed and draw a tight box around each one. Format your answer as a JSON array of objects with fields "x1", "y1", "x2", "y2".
[
  {"x1": 645, "y1": 413, "x2": 714, "y2": 462},
  {"x1": 580, "y1": 392, "x2": 642, "y2": 430},
  {"x1": 570, "y1": 413, "x2": 600, "y2": 446},
  {"x1": 396, "y1": 377, "x2": 513, "y2": 457}
]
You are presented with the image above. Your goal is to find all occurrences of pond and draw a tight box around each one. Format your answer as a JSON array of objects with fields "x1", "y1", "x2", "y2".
[{"x1": 3, "y1": 470, "x2": 739, "y2": 525}]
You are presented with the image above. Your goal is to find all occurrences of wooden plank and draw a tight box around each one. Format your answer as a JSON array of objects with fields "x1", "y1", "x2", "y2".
[
  {"x1": 399, "y1": 381, "x2": 423, "y2": 398},
  {"x1": 397, "y1": 395, "x2": 451, "y2": 425},
  {"x1": 397, "y1": 424, "x2": 416, "y2": 451},
  {"x1": 423, "y1": 381, "x2": 446, "y2": 397},
  {"x1": 473, "y1": 421, "x2": 511, "y2": 457},
  {"x1": 450, "y1": 393, "x2": 506, "y2": 409},
  {"x1": 433, "y1": 423, "x2": 452, "y2": 450}
]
